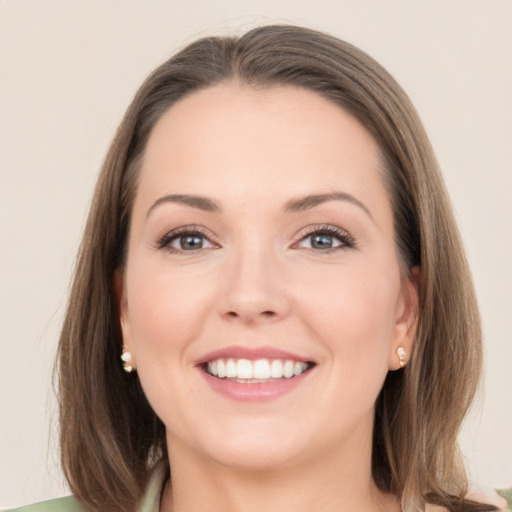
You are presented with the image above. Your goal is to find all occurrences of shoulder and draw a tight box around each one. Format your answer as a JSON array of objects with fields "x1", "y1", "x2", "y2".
[
  {"x1": 2, "y1": 461, "x2": 167, "y2": 512},
  {"x1": 1, "y1": 496, "x2": 85, "y2": 512},
  {"x1": 496, "y1": 488, "x2": 512, "y2": 510},
  {"x1": 467, "y1": 484, "x2": 511, "y2": 511},
  {"x1": 424, "y1": 485, "x2": 511, "y2": 512}
]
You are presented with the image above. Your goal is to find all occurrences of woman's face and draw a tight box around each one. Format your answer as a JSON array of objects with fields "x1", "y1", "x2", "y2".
[{"x1": 118, "y1": 84, "x2": 418, "y2": 471}]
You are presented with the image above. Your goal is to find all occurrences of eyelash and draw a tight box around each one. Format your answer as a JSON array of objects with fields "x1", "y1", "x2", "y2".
[{"x1": 156, "y1": 224, "x2": 355, "y2": 254}]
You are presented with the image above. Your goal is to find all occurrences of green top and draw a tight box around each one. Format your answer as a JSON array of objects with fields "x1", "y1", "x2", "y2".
[
  {"x1": 1, "y1": 497, "x2": 83, "y2": 512},
  {"x1": 1, "y1": 464, "x2": 166, "y2": 512},
  {"x1": 3, "y1": 473, "x2": 511, "y2": 511},
  {"x1": 497, "y1": 488, "x2": 512, "y2": 510}
]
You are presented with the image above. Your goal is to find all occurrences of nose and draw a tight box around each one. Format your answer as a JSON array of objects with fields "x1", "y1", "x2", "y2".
[{"x1": 218, "y1": 242, "x2": 291, "y2": 324}]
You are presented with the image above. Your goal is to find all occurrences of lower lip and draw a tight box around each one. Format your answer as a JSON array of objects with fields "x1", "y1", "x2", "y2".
[{"x1": 198, "y1": 368, "x2": 313, "y2": 402}]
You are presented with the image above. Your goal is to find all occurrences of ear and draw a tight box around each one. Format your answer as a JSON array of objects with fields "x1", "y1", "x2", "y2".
[
  {"x1": 389, "y1": 266, "x2": 419, "y2": 370},
  {"x1": 114, "y1": 268, "x2": 136, "y2": 369}
]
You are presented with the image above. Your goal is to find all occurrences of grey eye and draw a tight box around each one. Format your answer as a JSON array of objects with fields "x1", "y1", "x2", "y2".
[
  {"x1": 158, "y1": 226, "x2": 217, "y2": 254},
  {"x1": 174, "y1": 234, "x2": 206, "y2": 250},
  {"x1": 297, "y1": 231, "x2": 344, "y2": 250},
  {"x1": 310, "y1": 233, "x2": 336, "y2": 249}
]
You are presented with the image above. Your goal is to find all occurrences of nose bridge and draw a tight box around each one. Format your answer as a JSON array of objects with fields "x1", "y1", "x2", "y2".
[{"x1": 219, "y1": 231, "x2": 289, "y2": 322}]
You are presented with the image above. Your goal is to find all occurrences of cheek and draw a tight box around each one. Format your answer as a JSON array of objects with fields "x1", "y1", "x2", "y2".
[
  {"x1": 125, "y1": 260, "x2": 215, "y2": 361},
  {"x1": 123, "y1": 262, "x2": 217, "y2": 428},
  {"x1": 296, "y1": 263, "x2": 399, "y2": 368}
]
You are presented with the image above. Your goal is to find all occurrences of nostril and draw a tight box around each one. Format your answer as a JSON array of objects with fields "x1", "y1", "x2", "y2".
[{"x1": 224, "y1": 310, "x2": 276, "y2": 318}]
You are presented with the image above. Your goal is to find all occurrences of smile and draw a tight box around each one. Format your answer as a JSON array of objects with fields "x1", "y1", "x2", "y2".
[
  {"x1": 205, "y1": 358, "x2": 312, "y2": 381},
  {"x1": 197, "y1": 346, "x2": 316, "y2": 401}
]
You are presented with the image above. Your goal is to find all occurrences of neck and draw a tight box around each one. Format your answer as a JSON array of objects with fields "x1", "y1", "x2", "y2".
[{"x1": 160, "y1": 435, "x2": 400, "y2": 512}]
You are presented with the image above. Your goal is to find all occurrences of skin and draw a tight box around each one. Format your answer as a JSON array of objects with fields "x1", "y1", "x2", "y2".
[{"x1": 118, "y1": 84, "x2": 419, "y2": 512}]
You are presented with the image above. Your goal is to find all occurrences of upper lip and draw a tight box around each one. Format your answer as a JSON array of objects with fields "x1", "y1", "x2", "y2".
[{"x1": 195, "y1": 345, "x2": 313, "y2": 366}]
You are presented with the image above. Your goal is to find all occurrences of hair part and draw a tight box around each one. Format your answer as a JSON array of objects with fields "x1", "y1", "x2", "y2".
[{"x1": 57, "y1": 25, "x2": 492, "y2": 511}]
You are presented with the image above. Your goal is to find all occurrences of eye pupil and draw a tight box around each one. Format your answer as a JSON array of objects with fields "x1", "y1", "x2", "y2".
[
  {"x1": 181, "y1": 235, "x2": 203, "y2": 250},
  {"x1": 311, "y1": 234, "x2": 333, "y2": 249}
]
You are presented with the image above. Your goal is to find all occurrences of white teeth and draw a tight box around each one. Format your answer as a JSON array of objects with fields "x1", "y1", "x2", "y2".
[
  {"x1": 226, "y1": 359, "x2": 237, "y2": 378},
  {"x1": 283, "y1": 360, "x2": 294, "y2": 378},
  {"x1": 237, "y1": 359, "x2": 253, "y2": 379},
  {"x1": 217, "y1": 359, "x2": 226, "y2": 378},
  {"x1": 270, "y1": 360, "x2": 283, "y2": 378},
  {"x1": 293, "y1": 361, "x2": 303, "y2": 376},
  {"x1": 206, "y1": 358, "x2": 310, "y2": 380},
  {"x1": 253, "y1": 359, "x2": 271, "y2": 379}
]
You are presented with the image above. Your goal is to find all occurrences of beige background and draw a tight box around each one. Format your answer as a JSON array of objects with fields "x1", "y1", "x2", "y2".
[{"x1": 1, "y1": 0, "x2": 511, "y2": 507}]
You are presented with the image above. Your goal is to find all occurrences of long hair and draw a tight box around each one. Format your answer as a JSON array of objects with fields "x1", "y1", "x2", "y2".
[{"x1": 57, "y1": 25, "x2": 493, "y2": 511}]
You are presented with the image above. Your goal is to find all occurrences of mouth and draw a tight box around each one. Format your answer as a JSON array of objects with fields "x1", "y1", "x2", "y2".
[
  {"x1": 202, "y1": 358, "x2": 315, "y2": 383},
  {"x1": 195, "y1": 346, "x2": 316, "y2": 401}
]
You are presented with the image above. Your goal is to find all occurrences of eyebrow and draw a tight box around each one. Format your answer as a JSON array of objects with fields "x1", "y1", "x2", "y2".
[
  {"x1": 282, "y1": 192, "x2": 372, "y2": 219},
  {"x1": 147, "y1": 194, "x2": 221, "y2": 217},
  {"x1": 146, "y1": 191, "x2": 372, "y2": 219}
]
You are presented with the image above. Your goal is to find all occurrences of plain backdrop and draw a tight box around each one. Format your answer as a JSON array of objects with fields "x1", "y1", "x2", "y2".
[{"x1": 1, "y1": 0, "x2": 511, "y2": 507}]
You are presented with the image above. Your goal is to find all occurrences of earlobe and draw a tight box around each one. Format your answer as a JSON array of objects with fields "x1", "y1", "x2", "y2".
[{"x1": 389, "y1": 267, "x2": 420, "y2": 371}]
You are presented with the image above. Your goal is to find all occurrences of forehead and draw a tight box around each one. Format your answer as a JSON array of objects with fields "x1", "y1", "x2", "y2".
[{"x1": 137, "y1": 83, "x2": 386, "y2": 211}]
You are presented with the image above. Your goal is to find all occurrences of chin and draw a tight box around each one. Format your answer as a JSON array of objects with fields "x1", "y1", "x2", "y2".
[
  {"x1": 207, "y1": 439, "x2": 307, "y2": 472},
  {"x1": 172, "y1": 417, "x2": 314, "y2": 472}
]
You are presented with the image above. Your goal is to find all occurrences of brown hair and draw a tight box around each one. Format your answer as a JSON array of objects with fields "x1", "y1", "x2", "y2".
[{"x1": 57, "y1": 25, "x2": 494, "y2": 511}]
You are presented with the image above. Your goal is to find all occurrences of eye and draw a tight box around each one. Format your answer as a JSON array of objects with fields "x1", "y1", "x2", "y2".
[
  {"x1": 172, "y1": 233, "x2": 211, "y2": 251},
  {"x1": 293, "y1": 225, "x2": 355, "y2": 252},
  {"x1": 157, "y1": 226, "x2": 218, "y2": 253}
]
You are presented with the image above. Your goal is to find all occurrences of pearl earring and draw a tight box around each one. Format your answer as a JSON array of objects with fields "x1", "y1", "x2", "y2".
[
  {"x1": 397, "y1": 346, "x2": 407, "y2": 368},
  {"x1": 121, "y1": 350, "x2": 134, "y2": 373}
]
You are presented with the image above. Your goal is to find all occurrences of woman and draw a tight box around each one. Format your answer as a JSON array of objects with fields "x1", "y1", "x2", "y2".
[{"x1": 5, "y1": 25, "x2": 509, "y2": 512}]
